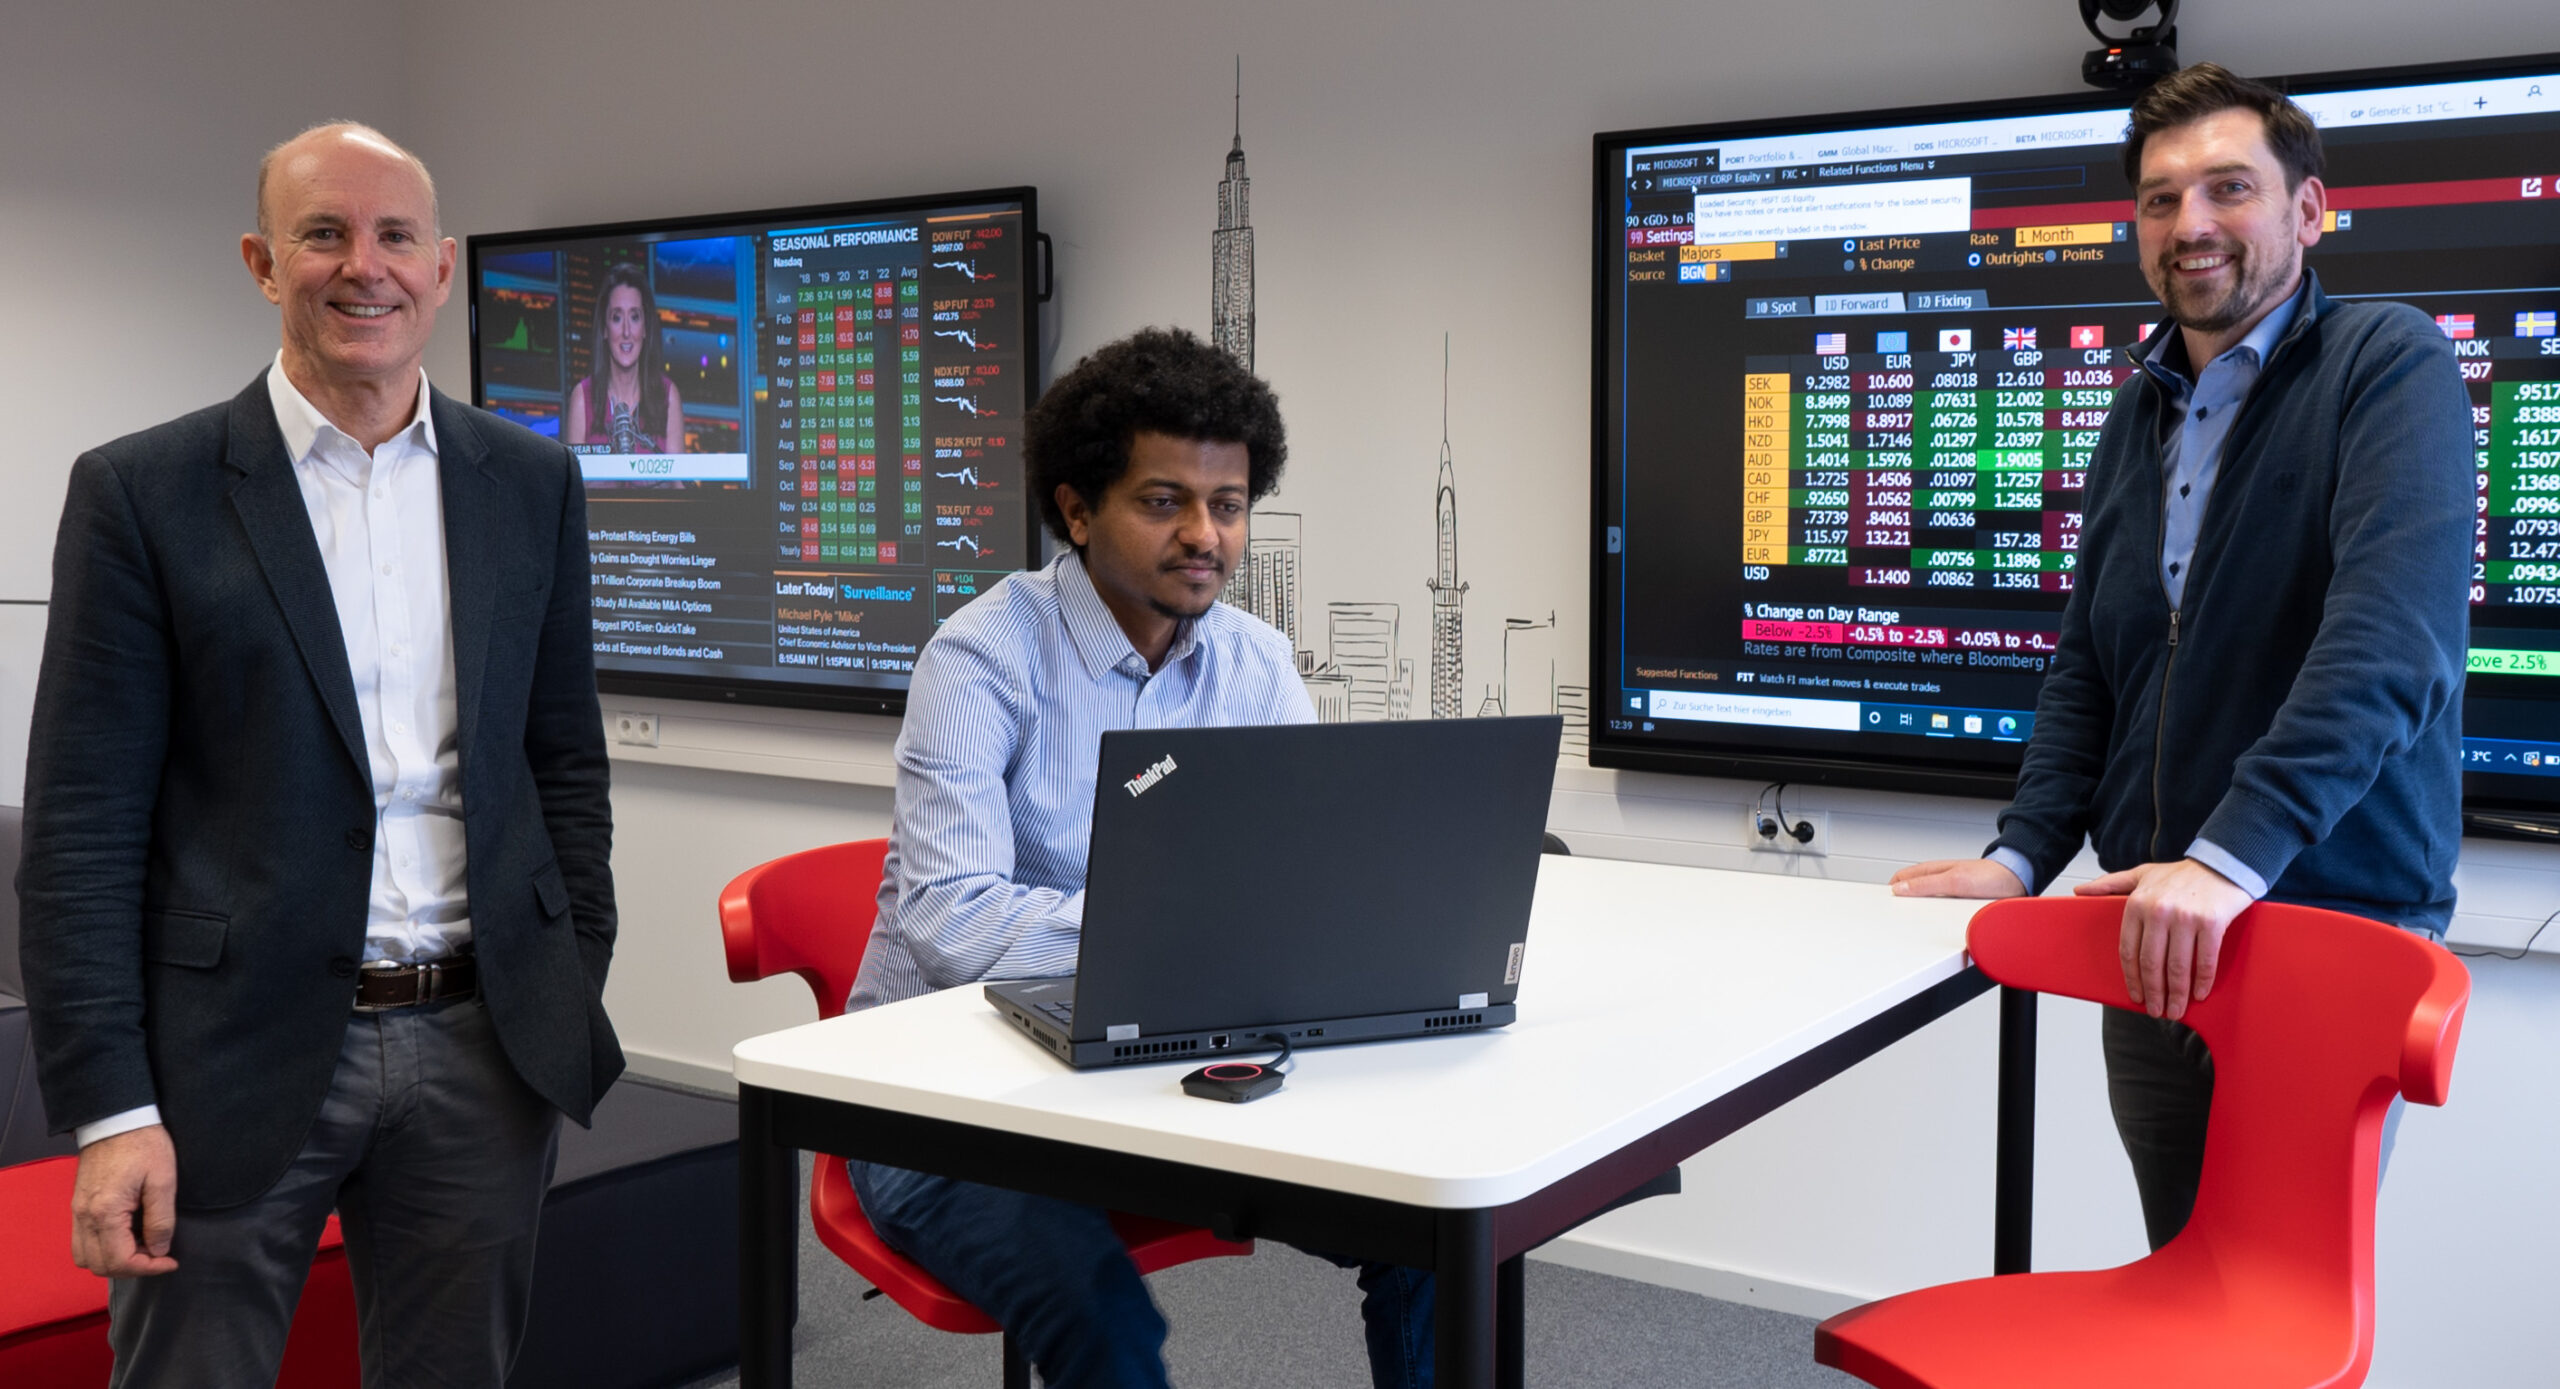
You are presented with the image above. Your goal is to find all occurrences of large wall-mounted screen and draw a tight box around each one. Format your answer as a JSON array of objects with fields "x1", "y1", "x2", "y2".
[
  {"x1": 469, "y1": 188, "x2": 1041, "y2": 714},
  {"x1": 1593, "y1": 55, "x2": 2560, "y2": 825}
]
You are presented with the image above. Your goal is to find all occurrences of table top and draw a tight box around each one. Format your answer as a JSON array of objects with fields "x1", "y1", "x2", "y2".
[{"x1": 732, "y1": 856, "x2": 1978, "y2": 1208}]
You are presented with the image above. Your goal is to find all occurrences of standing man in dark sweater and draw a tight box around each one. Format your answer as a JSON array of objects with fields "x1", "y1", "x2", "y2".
[{"x1": 1891, "y1": 64, "x2": 2472, "y2": 1248}]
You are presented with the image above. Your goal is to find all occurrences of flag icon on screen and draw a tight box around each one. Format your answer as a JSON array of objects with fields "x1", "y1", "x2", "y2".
[
  {"x1": 2003, "y1": 327, "x2": 2038, "y2": 351},
  {"x1": 2436, "y1": 314, "x2": 2476, "y2": 339},
  {"x1": 2518, "y1": 311, "x2": 2558, "y2": 338},
  {"x1": 1877, "y1": 331, "x2": 1908, "y2": 352},
  {"x1": 1938, "y1": 328, "x2": 1973, "y2": 352},
  {"x1": 1815, "y1": 331, "x2": 1848, "y2": 355},
  {"x1": 2070, "y1": 325, "x2": 2106, "y2": 349}
]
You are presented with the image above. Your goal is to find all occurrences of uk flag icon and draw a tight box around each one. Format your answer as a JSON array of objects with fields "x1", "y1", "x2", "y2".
[{"x1": 2003, "y1": 327, "x2": 2037, "y2": 351}]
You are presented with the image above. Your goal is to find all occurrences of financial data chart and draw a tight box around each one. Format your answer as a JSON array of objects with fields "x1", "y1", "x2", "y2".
[
  {"x1": 470, "y1": 191, "x2": 1037, "y2": 710},
  {"x1": 1595, "y1": 58, "x2": 2560, "y2": 806}
]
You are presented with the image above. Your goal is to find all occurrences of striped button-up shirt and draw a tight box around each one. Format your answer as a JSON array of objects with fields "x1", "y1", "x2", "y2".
[{"x1": 847, "y1": 550, "x2": 1313, "y2": 1012}]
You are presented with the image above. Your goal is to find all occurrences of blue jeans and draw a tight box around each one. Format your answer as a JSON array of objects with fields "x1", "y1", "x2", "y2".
[{"x1": 851, "y1": 1160, "x2": 1433, "y2": 1389}]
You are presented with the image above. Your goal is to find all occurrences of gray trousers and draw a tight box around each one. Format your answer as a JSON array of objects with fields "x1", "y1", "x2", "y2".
[
  {"x1": 107, "y1": 996, "x2": 560, "y2": 1389},
  {"x1": 2103, "y1": 1008, "x2": 2404, "y2": 1252}
]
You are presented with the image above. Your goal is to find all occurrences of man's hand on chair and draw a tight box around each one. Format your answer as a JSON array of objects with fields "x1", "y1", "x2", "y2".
[{"x1": 2076, "y1": 859, "x2": 2253, "y2": 1021}]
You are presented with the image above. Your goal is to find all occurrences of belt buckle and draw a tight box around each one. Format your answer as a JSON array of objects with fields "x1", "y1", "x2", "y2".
[{"x1": 353, "y1": 958, "x2": 434, "y2": 1012}]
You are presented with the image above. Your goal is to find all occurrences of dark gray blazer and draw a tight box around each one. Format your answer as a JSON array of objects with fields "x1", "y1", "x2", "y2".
[{"x1": 16, "y1": 374, "x2": 621, "y2": 1209}]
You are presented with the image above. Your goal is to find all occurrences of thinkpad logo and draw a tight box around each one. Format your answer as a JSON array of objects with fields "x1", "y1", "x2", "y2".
[{"x1": 1123, "y1": 754, "x2": 1178, "y2": 797}]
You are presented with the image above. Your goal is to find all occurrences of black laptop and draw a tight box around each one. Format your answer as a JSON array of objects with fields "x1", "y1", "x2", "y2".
[{"x1": 985, "y1": 716, "x2": 1563, "y2": 1067}]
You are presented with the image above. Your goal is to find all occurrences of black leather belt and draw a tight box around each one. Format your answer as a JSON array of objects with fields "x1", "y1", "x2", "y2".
[{"x1": 353, "y1": 954, "x2": 477, "y2": 1011}]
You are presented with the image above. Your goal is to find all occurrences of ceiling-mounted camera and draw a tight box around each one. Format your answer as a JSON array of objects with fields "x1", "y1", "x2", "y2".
[{"x1": 2080, "y1": 0, "x2": 2180, "y2": 91}]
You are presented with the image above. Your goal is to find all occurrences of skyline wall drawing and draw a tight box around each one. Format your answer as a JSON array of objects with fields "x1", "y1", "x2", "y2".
[
  {"x1": 1223, "y1": 511, "x2": 1304, "y2": 663},
  {"x1": 1201, "y1": 72, "x2": 1573, "y2": 745},
  {"x1": 1211, "y1": 60, "x2": 1255, "y2": 371},
  {"x1": 1425, "y1": 347, "x2": 1467, "y2": 719}
]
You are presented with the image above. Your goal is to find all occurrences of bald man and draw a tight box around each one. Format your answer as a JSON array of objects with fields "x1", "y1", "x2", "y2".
[{"x1": 16, "y1": 122, "x2": 620, "y2": 1386}]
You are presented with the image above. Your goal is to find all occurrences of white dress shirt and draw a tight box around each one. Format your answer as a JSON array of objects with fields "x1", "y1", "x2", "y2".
[{"x1": 76, "y1": 356, "x2": 472, "y2": 1149}]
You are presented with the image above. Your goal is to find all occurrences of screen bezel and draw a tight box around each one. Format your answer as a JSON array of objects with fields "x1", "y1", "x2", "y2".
[
  {"x1": 467, "y1": 185, "x2": 1045, "y2": 717},
  {"x1": 1589, "y1": 51, "x2": 2560, "y2": 809}
]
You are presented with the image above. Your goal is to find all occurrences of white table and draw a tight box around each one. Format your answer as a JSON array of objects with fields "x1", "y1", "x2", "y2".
[{"x1": 734, "y1": 855, "x2": 2036, "y2": 1388}]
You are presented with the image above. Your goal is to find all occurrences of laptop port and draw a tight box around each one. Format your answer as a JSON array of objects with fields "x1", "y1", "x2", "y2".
[
  {"x1": 1210, "y1": 1034, "x2": 1230, "y2": 1049},
  {"x1": 1306, "y1": 1028, "x2": 1324, "y2": 1037}
]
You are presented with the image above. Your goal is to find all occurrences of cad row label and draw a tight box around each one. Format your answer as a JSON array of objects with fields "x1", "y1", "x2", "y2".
[{"x1": 1124, "y1": 755, "x2": 1179, "y2": 797}]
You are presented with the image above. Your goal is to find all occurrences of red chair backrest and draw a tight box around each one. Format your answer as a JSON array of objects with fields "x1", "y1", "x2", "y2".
[
  {"x1": 1968, "y1": 896, "x2": 2469, "y2": 1286},
  {"x1": 718, "y1": 839, "x2": 891, "y2": 1020}
]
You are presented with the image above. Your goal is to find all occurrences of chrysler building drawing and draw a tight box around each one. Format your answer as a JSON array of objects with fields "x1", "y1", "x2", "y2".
[
  {"x1": 1426, "y1": 338, "x2": 1467, "y2": 719},
  {"x1": 1211, "y1": 58, "x2": 1255, "y2": 370}
]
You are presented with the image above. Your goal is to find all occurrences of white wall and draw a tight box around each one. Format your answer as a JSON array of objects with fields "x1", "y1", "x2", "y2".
[{"x1": 9, "y1": 2, "x2": 2560, "y2": 1385}]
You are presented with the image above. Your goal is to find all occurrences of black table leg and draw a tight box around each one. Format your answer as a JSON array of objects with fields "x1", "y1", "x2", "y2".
[
  {"x1": 1993, "y1": 985, "x2": 2037, "y2": 1276},
  {"x1": 1434, "y1": 1209, "x2": 1497, "y2": 1389},
  {"x1": 740, "y1": 1084, "x2": 800, "y2": 1387},
  {"x1": 1497, "y1": 1253, "x2": 1525, "y2": 1389}
]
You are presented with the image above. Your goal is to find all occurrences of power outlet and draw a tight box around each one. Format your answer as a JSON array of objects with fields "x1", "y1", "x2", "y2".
[
  {"x1": 611, "y1": 711, "x2": 660, "y2": 747},
  {"x1": 1744, "y1": 806, "x2": 1829, "y2": 856}
]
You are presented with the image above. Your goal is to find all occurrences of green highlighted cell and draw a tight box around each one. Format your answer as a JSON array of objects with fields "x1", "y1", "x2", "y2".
[{"x1": 2469, "y1": 647, "x2": 2560, "y2": 676}]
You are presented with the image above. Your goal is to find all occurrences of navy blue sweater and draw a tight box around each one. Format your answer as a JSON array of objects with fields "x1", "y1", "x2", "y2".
[{"x1": 1991, "y1": 273, "x2": 2472, "y2": 932}]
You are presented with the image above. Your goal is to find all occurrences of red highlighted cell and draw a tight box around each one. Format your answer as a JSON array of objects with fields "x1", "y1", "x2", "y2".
[{"x1": 1743, "y1": 619, "x2": 1846, "y2": 642}]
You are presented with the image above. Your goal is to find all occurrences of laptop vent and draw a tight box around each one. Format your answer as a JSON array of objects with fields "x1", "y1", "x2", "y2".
[
  {"x1": 1423, "y1": 1013, "x2": 1484, "y2": 1030},
  {"x1": 1112, "y1": 1039, "x2": 1200, "y2": 1059}
]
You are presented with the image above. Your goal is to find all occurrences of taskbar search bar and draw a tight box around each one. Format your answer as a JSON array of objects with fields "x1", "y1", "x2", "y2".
[{"x1": 1634, "y1": 689, "x2": 2033, "y2": 742}]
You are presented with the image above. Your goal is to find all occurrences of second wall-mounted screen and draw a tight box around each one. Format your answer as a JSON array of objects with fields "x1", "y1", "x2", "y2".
[{"x1": 1594, "y1": 55, "x2": 2560, "y2": 815}]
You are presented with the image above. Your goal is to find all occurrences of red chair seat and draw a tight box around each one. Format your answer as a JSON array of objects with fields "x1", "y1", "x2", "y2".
[
  {"x1": 1818, "y1": 1247, "x2": 2361, "y2": 1388},
  {"x1": 1, "y1": 1154, "x2": 360, "y2": 1386},
  {"x1": 810, "y1": 1154, "x2": 1249, "y2": 1335}
]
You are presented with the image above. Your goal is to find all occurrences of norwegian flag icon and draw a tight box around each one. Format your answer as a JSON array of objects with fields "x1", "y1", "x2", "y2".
[
  {"x1": 2003, "y1": 327, "x2": 2037, "y2": 351},
  {"x1": 2070, "y1": 325, "x2": 2105, "y2": 349},
  {"x1": 2436, "y1": 314, "x2": 2475, "y2": 340}
]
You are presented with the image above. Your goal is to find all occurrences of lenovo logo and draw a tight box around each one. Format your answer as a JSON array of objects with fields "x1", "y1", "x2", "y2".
[{"x1": 1123, "y1": 754, "x2": 1178, "y2": 798}]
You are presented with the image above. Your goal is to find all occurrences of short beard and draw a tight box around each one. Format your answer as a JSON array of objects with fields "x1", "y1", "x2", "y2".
[
  {"x1": 1147, "y1": 589, "x2": 1219, "y2": 623},
  {"x1": 2155, "y1": 242, "x2": 2296, "y2": 338}
]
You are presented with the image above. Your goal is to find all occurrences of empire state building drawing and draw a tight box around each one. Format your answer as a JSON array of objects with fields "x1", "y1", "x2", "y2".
[
  {"x1": 1426, "y1": 341, "x2": 1467, "y2": 719},
  {"x1": 1211, "y1": 60, "x2": 1255, "y2": 370}
]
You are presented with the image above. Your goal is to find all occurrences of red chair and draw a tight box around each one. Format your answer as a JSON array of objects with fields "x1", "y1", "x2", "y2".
[
  {"x1": 719, "y1": 839, "x2": 1252, "y2": 1386},
  {"x1": 1815, "y1": 896, "x2": 2470, "y2": 1389},
  {"x1": 0, "y1": 1154, "x2": 359, "y2": 1385}
]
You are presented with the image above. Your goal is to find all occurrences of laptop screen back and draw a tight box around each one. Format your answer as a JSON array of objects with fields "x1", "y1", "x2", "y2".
[{"x1": 1070, "y1": 716, "x2": 1562, "y2": 1041}]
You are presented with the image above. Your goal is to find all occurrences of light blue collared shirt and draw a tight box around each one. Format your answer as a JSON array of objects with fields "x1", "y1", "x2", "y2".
[
  {"x1": 2142, "y1": 280, "x2": 2305, "y2": 610},
  {"x1": 847, "y1": 550, "x2": 1313, "y2": 1011},
  {"x1": 1986, "y1": 282, "x2": 2305, "y2": 901}
]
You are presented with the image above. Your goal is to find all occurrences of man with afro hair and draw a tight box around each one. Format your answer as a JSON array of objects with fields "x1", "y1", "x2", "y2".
[{"x1": 843, "y1": 326, "x2": 1437, "y2": 1389}]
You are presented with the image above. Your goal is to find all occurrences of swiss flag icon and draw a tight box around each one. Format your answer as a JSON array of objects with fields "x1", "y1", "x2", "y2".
[{"x1": 2070, "y1": 325, "x2": 2106, "y2": 349}]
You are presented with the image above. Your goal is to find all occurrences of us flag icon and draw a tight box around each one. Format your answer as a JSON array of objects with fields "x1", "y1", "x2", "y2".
[
  {"x1": 2070, "y1": 325, "x2": 2106, "y2": 349},
  {"x1": 1815, "y1": 331, "x2": 1848, "y2": 355},
  {"x1": 1937, "y1": 328, "x2": 1972, "y2": 352},
  {"x1": 2003, "y1": 327, "x2": 2037, "y2": 351},
  {"x1": 2436, "y1": 314, "x2": 2476, "y2": 339}
]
